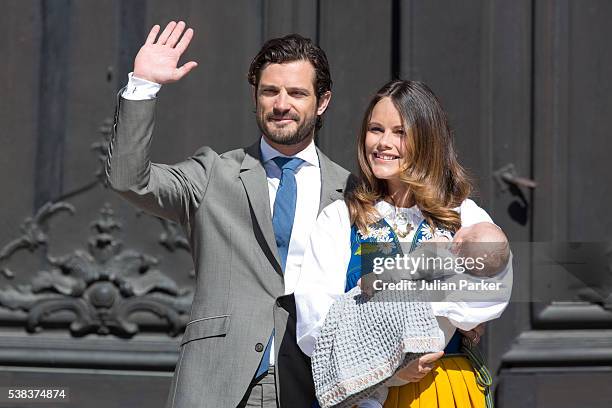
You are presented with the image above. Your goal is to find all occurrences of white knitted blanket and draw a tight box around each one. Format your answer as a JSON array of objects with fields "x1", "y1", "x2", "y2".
[{"x1": 312, "y1": 286, "x2": 444, "y2": 408}]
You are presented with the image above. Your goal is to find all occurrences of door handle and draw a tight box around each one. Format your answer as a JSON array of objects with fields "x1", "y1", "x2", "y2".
[{"x1": 494, "y1": 163, "x2": 537, "y2": 192}]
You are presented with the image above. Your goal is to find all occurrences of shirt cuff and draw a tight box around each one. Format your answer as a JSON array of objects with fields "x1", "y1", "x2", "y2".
[
  {"x1": 297, "y1": 330, "x2": 319, "y2": 357},
  {"x1": 121, "y1": 72, "x2": 162, "y2": 100}
]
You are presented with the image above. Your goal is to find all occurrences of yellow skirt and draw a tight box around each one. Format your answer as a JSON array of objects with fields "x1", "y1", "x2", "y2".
[{"x1": 383, "y1": 356, "x2": 486, "y2": 408}]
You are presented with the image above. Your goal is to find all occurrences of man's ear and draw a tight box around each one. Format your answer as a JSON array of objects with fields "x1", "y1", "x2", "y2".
[
  {"x1": 316, "y1": 91, "x2": 332, "y2": 115},
  {"x1": 251, "y1": 85, "x2": 257, "y2": 110}
]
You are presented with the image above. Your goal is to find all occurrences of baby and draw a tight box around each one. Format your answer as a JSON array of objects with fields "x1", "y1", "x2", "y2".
[
  {"x1": 451, "y1": 222, "x2": 510, "y2": 277},
  {"x1": 317, "y1": 222, "x2": 511, "y2": 408},
  {"x1": 359, "y1": 222, "x2": 510, "y2": 297}
]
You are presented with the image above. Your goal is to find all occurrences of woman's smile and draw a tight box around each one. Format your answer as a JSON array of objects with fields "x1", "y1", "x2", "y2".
[{"x1": 372, "y1": 151, "x2": 400, "y2": 161}]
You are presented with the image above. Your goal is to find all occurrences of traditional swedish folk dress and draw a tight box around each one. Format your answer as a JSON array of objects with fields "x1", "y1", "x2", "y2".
[
  {"x1": 358, "y1": 219, "x2": 491, "y2": 408},
  {"x1": 296, "y1": 199, "x2": 506, "y2": 408},
  {"x1": 313, "y1": 211, "x2": 493, "y2": 408}
]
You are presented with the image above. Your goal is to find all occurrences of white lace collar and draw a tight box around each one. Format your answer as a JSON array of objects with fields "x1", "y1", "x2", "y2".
[{"x1": 375, "y1": 200, "x2": 421, "y2": 219}]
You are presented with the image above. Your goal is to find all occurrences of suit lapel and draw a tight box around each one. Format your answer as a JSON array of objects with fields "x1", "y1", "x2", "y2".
[
  {"x1": 238, "y1": 143, "x2": 348, "y2": 276},
  {"x1": 239, "y1": 142, "x2": 283, "y2": 274},
  {"x1": 317, "y1": 147, "x2": 347, "y2": 214}
]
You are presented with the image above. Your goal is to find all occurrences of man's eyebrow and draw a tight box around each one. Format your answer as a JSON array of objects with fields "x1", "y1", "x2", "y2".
[
  {"x1": 259, "y1": 84, "x2": 279, "y2": 90},
  {"x1": 285, "y1": 86, "x2": 311, "y2": 93},
  {"x1": 258, "y1": 84, "x2": 311, "y2": 93}
]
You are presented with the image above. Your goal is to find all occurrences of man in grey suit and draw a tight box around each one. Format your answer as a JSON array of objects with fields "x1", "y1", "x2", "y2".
[{"x1": 106, "y1": 21, "x2": 349, "y2": 408}]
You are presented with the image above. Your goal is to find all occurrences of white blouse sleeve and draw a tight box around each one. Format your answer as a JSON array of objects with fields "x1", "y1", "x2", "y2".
[
  {"x1": 295, "y1": 200, "x2": 352, "y2": 357},
  {"x1": 457, "y1": 198, "x2": 494, "y2": 226},
  {"x1": 430, "y1": 198, "x2": 513, "y2": 331}
]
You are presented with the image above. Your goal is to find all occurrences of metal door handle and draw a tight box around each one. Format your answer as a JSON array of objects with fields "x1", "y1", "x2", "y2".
[{"x1": 494, "y1": 163, "x2": 537, "y2": 192}]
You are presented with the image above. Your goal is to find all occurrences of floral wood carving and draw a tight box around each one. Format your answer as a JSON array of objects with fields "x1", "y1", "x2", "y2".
[
  {"x1": 0, "y1": 118, "x2": 193, "y2": 337},
  {"x1": 0, "y1": 204, "x2": 193, "y2": 337}
]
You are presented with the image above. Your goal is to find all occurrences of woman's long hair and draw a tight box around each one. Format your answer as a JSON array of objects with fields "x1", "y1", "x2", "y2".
[{"x1": 346, "y1": 80, "x2": 472, "y2": 234}]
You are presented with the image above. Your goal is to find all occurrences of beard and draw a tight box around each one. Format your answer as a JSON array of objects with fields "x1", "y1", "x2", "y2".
[{"x1": 256, "y1": 109, "x2": 318, "y2": 146}]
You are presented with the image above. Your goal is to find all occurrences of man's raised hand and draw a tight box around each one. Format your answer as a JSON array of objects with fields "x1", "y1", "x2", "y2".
[{"x1": 133, "y1": 21, "x2": 198, "y2": 84}]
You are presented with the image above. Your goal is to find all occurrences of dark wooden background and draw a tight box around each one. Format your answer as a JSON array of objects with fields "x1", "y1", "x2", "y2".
[{"x1": 1, "y1": 1, "x2": 611, "y2": 407}]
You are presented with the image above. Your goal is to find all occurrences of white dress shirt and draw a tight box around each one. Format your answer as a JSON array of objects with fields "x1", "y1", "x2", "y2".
[
  {"x1": 122, "y1": 73, "x2": 162, "y2": 99},
  {"x1": 259, "y1": 137, "x2": 321, "y2": 294},
  {"x1": 294, "y1": 198, "x2": 513, "y2": 357},
  {"x1": 121, "y1": 73, "x2": 323, "y2": 366}
]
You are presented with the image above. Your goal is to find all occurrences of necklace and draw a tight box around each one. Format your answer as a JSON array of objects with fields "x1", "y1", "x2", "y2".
[{"x1": 389, "y1": 206, "x2": 414, "y2": 238}]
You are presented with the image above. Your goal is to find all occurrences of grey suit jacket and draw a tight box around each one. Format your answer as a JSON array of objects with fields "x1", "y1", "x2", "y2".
[{"x1": 105, "y1": 94, "x2": 351, "y2": 408}]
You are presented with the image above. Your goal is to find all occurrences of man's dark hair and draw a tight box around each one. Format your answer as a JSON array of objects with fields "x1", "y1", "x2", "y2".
[{"x1": 248, "y1": 34, "x2": 332, "y2": 131}]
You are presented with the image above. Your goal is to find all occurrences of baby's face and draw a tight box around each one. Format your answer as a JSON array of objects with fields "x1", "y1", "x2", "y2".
[{"x1": 450, "y1": 223, "x2": 494, "y2": 260}]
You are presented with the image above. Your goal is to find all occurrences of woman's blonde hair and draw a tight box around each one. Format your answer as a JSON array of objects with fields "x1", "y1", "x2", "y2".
[{"x1": 346, "y1": 80, "x2": 472, "y2": 234}]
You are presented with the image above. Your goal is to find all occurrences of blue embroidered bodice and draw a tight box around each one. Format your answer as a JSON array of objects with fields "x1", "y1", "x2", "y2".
[{"x1": 345, "y1": 217, "x2": 463, "y2": 353}]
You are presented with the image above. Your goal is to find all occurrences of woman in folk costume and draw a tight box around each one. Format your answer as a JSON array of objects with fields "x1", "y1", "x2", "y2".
[{"x1": 294, "y1": 80, "x2": 512, "y2": 408}]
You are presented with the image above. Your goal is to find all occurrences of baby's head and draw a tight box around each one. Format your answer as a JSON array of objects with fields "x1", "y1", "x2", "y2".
[{"x1": 453, "y1": 222, "x2": 509, "y2": 277}]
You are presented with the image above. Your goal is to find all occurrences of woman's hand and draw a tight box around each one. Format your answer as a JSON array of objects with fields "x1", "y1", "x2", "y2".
[
  {"x1": 459, "y1": 323, "x2": 485, "y2": 345},
  {"x1": 357, "y1": 277, "x2": 372, "y2": 296},
  {"x1": 393, "y1": 351, "x2": 444, "y2": 383}
]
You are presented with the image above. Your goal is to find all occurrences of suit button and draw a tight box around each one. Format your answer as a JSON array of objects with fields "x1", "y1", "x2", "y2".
[{"x1": 255, "y1": 343, "x2": 264, "y2": 352}]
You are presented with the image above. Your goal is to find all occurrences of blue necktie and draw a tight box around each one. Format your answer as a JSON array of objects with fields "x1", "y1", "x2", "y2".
[
  {"x1": 271, "y1": 156, "x2": 304, "y2": 271},
  {"x1": 255, "y1": 156, "x2": 304, "y2": 379}
]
